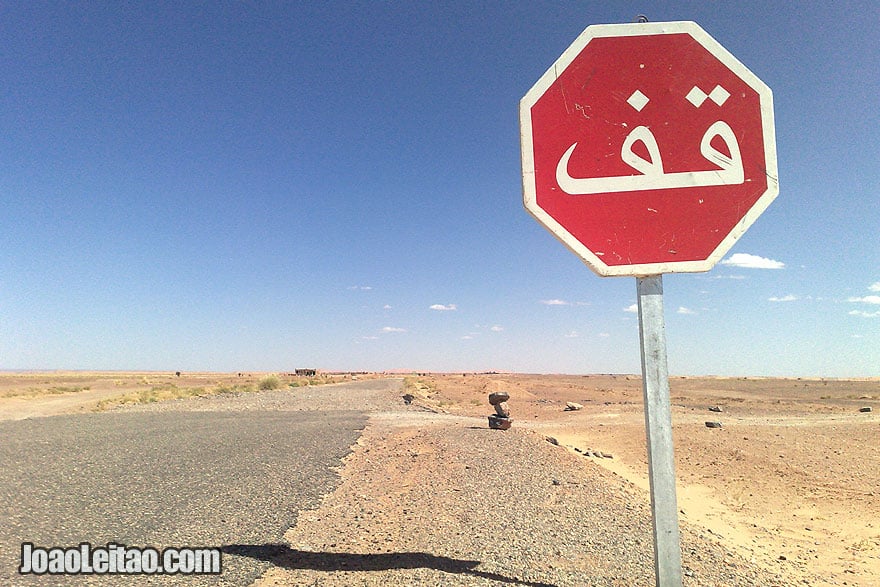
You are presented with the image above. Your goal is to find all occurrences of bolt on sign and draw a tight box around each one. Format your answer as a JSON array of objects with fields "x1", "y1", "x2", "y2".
[{"x1": 520, "y1": 21, "x2": 778, "y2": 277}]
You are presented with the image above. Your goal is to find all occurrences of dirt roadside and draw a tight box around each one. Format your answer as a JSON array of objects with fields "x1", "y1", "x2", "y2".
[
  {"x1": 257, "y1": 410, "x2": 804, "y2": 586},
  {"x1": 392, "y1": 374, "x2": 880, "y2": 586},
  {"x1": 0, "y1": 372, "x2": 147, "y2": 420},
  {"x1": 0, "y1": 371, "x2": 361, "y2": 421}
]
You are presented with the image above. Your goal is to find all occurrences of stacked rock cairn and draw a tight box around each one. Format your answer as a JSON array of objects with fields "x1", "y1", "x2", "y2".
[{"x1": 488, "y1": 391, "x2": 512, "y2": 430}]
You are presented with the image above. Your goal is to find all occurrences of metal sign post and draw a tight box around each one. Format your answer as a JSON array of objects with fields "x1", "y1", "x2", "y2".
[{"x1": 636, "y1": 275, "x2": 682, "y2": 586}]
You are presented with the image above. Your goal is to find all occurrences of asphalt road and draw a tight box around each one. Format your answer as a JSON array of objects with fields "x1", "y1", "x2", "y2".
[{"x1": 0, "y1": 392, "x2": 374, "y2": 585}]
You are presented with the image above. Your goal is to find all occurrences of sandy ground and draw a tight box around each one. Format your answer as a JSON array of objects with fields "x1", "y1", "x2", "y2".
[
  {"x1": 2, "y1": 371, "x2": 878, "y2": 585},
  {"x1": 0, "y1": 371, "x2": 234, "y2": 420},
  {"x1": 0, "y1": 371, "x2": 367, "y2": 420},
  {"x1": 404, "y1": 373, "x2": 880, "y2": 586}
]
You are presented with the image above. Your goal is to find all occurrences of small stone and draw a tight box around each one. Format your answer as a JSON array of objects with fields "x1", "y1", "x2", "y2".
[
  {"x1": 709, "y1": 406, "x2": 723, "y2": 413},
  {"x1": 705, "y1": 421, "x2": 723, "y2": 428},
  {"x1": 601, "y1": 452, "x2": 613, "y2": 459},
  {"x1": 860, "y1": 407, "x2": 872, "y2": 413},
  {"x1": 488, "y1": 391, "x2": 510, "y2": 405},
  {"x1": 564, "y1": 402, "x2": 584, "y2": 411},
  {"x1": 494, "y1": 401, "x2": 510, "y2": 417},
  {"x1": 402, "y1": 394, "x2": 414, "y2": 405},
  {"x1": 545, "y1": 436, "x2": 559, "y2": 446},
  {"x1": 488, "y1": 415, "x2": 512, "y2": 430}
]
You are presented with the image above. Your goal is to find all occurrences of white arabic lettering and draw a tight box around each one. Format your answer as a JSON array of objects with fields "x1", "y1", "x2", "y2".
[{"x1": 556, "y1": 120, "x2": 744, "y2": 195}]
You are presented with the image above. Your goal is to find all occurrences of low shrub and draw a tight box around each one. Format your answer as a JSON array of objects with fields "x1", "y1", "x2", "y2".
[{"x1": 258, "y1": 375, "x2": 282, "y2": 390}]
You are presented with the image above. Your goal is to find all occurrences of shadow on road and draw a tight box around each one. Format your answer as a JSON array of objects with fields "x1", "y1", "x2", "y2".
[{"x1": 221, "y1": 543, "x2": 557, "y2": 587}]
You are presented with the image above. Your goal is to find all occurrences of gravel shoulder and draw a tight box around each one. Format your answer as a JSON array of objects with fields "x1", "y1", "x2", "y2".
[{"x1": 254, "y1": 411, "x2": 807, "y2": 587}]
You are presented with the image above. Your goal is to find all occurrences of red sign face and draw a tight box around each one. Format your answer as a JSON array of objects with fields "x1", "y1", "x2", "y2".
[{"x1": 521, "y1": 21, "x2": 778, "y2": 276}]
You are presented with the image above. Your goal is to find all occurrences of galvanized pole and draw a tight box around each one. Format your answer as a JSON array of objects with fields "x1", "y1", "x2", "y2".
[{"x1": 636, "y1": 275, "x2": 683, "y2": 587}]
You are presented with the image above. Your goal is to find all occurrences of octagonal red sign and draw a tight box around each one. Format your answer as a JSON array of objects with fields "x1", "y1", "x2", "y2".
[{"x1": 520, "y1": 21, "x2": 778, "y2": 276}]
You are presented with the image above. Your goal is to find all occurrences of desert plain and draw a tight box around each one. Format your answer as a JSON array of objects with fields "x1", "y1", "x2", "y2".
[
  {"x1": 407, "y1": 373, "x2": 880, "y2": 586},
  {"x1": 1, "y1": 370, "x2": 878, "y2": 586}
]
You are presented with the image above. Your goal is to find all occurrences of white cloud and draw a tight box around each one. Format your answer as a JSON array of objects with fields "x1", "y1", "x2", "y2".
[
  {"x1": 429, "y1": 304, "x2": 457, "y2": 311},
  {"x1": 847, "y1": 285, "x2": 880, "y2": 316},
  {"x1": 598, "y1": 332, "x2": 610, "y2": 338},
  {"x1": 490, "y1": 325, "x2": 504, "y2": 332},
  {"x1": 846, "y1": 286, "x2": 880, "y2": 314},
  {"x1": 848, "y1": 295, "x2": 880, "y2": 305},
  {"x1": 564, "y1": 331, "x2": 579, "y2": 338},
  {"x1": 361, "y1": 335, "x2": 379, "y2": 340},
  {"x1": 624, "y1": 304, "x2": 638, "y2": 313},
  {"x1": 849, "y1": 310, "x2": 880, "y2": 318},
  {"x1": 721, "y1": 253, "x2": 785, "y2": 269},
  {"x1": 460, "y1": 335, "x2": 474, "y2": 340},
  {"x1": 768, "y1": 294, "x2": 798, "y2": 302},
  {"x1": 541, "y1": 299, "x2": 570, "y2": 306},
  {"x1": 347, "y1": 285, "x2": 373, "y2": 290},
  {"x1": 383, "y1": 304, "x2": 392, "y2": 310},
  {"x1": 677, "y1": 306, "x2": 696, "y2": 314},
  {"x1": 382, "y1": 326, "x2": 406, "y2": 333}
]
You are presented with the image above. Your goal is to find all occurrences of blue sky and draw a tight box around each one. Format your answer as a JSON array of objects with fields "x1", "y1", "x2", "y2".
[{"x1": 2, "y1": 2, "x2": 877, "y2": 377}]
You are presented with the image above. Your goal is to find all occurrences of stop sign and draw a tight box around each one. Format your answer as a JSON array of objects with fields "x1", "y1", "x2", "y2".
[{"x1": 520, "y1": 21, "x2": 778, "y2": 276}]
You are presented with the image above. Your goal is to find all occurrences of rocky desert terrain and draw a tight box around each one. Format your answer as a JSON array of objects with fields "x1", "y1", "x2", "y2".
[
  {"x1": 2, "y1": 371, "x2": 877, "y2": 585},
  {"x1": 398, "y1": 373, "x2": 880, "y2": 586}
]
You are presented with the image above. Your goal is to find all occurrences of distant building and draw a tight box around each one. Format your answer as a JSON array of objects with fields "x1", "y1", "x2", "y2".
[{"x1": 295, "y1": 368, "x2": 316, "y2": 377}]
